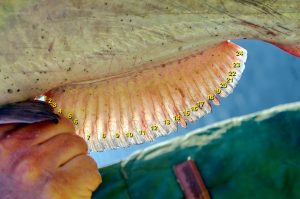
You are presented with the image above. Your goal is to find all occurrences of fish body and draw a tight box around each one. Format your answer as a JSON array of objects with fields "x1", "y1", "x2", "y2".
[{"x1": 0, "y1": 0, "x2": 299, "y2": 151}]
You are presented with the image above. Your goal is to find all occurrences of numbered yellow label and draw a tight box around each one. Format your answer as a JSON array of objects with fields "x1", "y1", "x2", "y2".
[
  {"x1": 236, "y1": 50, "x2": 244, "y2": 56},
  {"x1": 164, "y1": 119, "x2": 171, "y2": 125},
  {"x1": 102, "y1": 133, "x2": 107, "y2": 139},
  {"x1": 151, "y1": 125, "x2": 158, "y2": 131},
  {"x1": 227, "y1": 77, "x2": 233, "y2": 83},
  {"x1": 191, "y1": 106, "x2": 199, "y2": 111},
  {"x1": 73, "y1": 119, "x2": 78, "y2": 125},
  {"x1": 58, "y1": 108, "x2": 63, "y2": 114},
  {"x1": 207, "y1": 94, "x2": 215, "y2": 100},
  {"x1": 174, "y1": 115, "x2": 181, "y2": 121},
  {"x1": 67, "y1": 113, "x2": 73, "y2": 119},
  {"x1": 197, "y1": 101, "x2": 205, "y2": 108},
  {"x1": 214, "y1": 88, "x2": 221, "y2": 94},
  {"x1": 126, "y1": 132, "x2": 133, "y2": 137},
  {"x1": 229, "y1": 70, "x2": 237, "y2": 76},
  {"x1": 139, "y1": 130, "x2": 146, "y2": 135},
  {"x1": 116, "y1": 132, "x2": 120, "y2": 138},
  {"x1": 233, "y1": 62, "x2": 241, "y2": 68},
  {"x1": 47, "y1": 98, "x2": 57, "y2": 108},
  {"x1": 86, "y1": 134, "x2": 91, "y2": 141},
  {"x1": 220, "y1": 82, "x2": 227, "y2": 88},
  {"x1": 51, "y1": 102, "x2": 57, "y2": 108},
  {"x1": 183, "y1": 110, "x2": 190, "y2": 117}
]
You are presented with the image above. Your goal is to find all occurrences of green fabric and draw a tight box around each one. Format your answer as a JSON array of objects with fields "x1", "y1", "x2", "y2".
[{"x1": 92, "y1": 102, "x2": 300, "y2": 199}]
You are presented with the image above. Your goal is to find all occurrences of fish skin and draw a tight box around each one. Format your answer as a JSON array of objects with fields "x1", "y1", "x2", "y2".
[{"x1": 0, "y1": 0, "x2": 299, "y2": 106}]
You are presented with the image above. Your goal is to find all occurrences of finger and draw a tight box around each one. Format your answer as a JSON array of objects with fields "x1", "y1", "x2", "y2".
[
  {"x1": 5, "y1": 117, "x2": 75, "y2": 147},
  {"x1": 33, "y1": 133, "x2": 88, "y2": 168},
  {"x1": 59, "y1": 155, "x2": 102, "y2": 192}
]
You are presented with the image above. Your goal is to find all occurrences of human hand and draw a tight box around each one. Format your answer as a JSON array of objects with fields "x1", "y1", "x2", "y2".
[{"x1": 0, "y1": 117, "x2": 101, "y2": 199}]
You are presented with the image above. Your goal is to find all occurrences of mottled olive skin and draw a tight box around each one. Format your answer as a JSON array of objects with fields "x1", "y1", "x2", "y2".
[{"x1": 0, "y1": 0, "x2": 299, "y2": 105}]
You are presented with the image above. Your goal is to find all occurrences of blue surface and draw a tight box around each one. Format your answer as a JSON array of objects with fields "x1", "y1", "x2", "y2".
[{"x1": 90, "y1": 40, "x2": 300, "y2": 167}]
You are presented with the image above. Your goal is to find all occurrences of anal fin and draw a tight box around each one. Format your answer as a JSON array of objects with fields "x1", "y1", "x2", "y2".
[{"x1": 42, "y1": 41, "x2": 247, "y2": 151}]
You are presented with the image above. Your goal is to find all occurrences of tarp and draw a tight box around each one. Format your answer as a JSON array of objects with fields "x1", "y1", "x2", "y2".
[{"x1": 92, "y1": 102, "x2": 300, "y2": 199}]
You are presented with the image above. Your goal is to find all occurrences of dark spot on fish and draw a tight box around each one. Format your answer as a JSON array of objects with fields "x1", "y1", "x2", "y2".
[
  {"x1": 7, "y1": 89, "x2": 13, "y2": 94},
  {"x1": 67, "y1": 67, "x2": 72, "y2": 72},
  {"x1": 4, "y1": 76, "x2": 9, "y2": 80},
  {"x1": 41, "y1": 35, "x2": 44, "y2": 39},
  {"x1": 104, "y1": 2, "x2": 108, "y2": 5},
  {"x1": 36, "y1": 78, "x2": 39, "y2": 82},
  {"x1": 48, "y1": 40, "x2": 55, "y2": 52},
  {"x1": 120, "y1": 19, "x2": 123, "y2": 22},
  {"x1": 17, "y1": 89, "x2": 20, "y2": 92},
  {"x1": 161, "y1": 64, "x2": 166, "y2": 68},
  {"x1": 178, "y1": 46, "x2": 182, "y2": 51},
  {"x1": 161, "y1": 42, "x2": 164, "y2": 45},
  {"x1": 129, "y1": 19, "x2": 132, "y2": 22},
  {"x1": 84, "y1": 68, "x2": 89, "y2": 73},
  {"x1": 267, "y1": 31, "x2": 276, "y2": 36},
  {"x1": 189, "y1": 26, "x2": 192, "y2": 29}
]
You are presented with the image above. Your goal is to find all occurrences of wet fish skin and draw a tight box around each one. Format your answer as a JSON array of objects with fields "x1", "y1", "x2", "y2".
[{"x1": 0, "y1": 0, "x2": 299, "y2": 106}]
